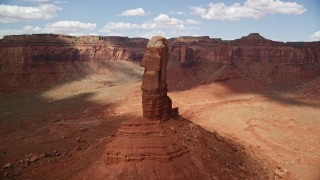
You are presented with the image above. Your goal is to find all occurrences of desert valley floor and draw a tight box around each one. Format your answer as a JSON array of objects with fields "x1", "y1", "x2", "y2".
[{"x1": 0, "y1": 61, "x2": 319, "y2": 179}]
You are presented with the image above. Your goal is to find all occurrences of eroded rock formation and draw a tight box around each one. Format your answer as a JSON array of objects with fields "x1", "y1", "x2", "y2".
[
  {"x1": 0, "y1": 34, "x2": 148, "y2": 90},
  {"x1": 167, "y1": 33, "x2": 320, "y2": 89},
  {"x1": 74, "y1": 36, "x2": 279, "y2": 179},
  {"x1": 140, "y1": 36, "x2": 172, "y2": 121},
  {"x1": 0, "y1": 33, "x2": 319, "y2": 91},
  {"x1": 0, "y1": 34, "x2": 147, "y2": 62}
]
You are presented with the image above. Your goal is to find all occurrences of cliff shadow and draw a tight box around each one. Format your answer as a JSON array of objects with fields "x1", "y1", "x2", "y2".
[
  {"x1": 0, "y1": 83, "x2": 140, "y2": 178},
  {"x1": 166, "y1": 62, "x2": 320, "y2": 108},
  {"x1": 0, "y1": 34, "x2": 144, "y2": 178},
  {"x1": 175, "y1": 116, "x2": 273, "y2": 179}
]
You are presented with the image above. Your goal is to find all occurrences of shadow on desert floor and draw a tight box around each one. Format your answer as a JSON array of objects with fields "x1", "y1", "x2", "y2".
[
  {"x1": 167, "y1": 69, "x2": 320, "y2": 108},
  {"x1": 0, "y1": 56, "x2": 319, "y2": 178},
  {"x1": 0, "y1": 71, "x2": 274, "y2": 179},
  {"x1": 0, "y1": 76, "x2": 141, "y2": 178}
]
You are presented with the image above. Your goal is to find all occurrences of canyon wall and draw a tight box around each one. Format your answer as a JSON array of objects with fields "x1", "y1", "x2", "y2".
[
  {"x1": 0, "y1": 33, "x2": 319, "y2": 91},
  {"x1": 0, "y1": 34, "x2": 148, "y2": 90},
  {"x1": 0, "y1": 34, "x2": 147, "y2": 63},
  {"x1": 167, "y1": 33, "x2": 320, "y2": 89}
]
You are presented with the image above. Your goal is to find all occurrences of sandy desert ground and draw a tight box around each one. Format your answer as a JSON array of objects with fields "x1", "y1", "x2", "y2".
[{"x1": 0, "y1": 61, "x2": 319, "y2": 179}]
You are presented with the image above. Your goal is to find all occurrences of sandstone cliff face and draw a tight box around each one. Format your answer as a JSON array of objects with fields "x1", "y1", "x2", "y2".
[
  {"x1": 167, "y1": 33, "x2": 320, "y2": 88},
  {"x1": 0, "y1": 33, "x2": 319, "y2": 91},
  {"x1": 231, "y1": 34, "x2": 320, "y2": 82},
  {"x1": 0, "y1": 34, "x2": 148, "y2": 90},
  {"x1": 0, "y1": 34, "x2": 147, "y2": 63}
]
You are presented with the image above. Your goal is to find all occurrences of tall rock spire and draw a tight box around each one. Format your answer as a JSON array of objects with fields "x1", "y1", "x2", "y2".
[{"x1": 140, "y1": 36, "x2": 172, "y2": 121}]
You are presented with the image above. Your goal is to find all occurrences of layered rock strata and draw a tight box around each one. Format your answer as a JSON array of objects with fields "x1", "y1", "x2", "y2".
[
  {"x1": 0, "y1": 34, "x2": 148, "y2": 90},
  {"x1": 0, "y1": 34, "x2": 147, "y2": 62},
  {"x1": 77, "y1": 36, "x2": 276, "y2": 179},
  {"x1": 104, "y1": 36, "x2": 180, "y2": 164},
  {"x1": 168, "y1": 33, "x2": 320, "y2": 85},
  {"x1": 0, "y1": 33, "x2": 319, "y2": 91},
  {"x1": 80, "y1": 116, "x2": 275, "y2": 179},
  {"x1": 140, "y1": 36, "x2": 172, "y2": 121},
  {"x1": 104, "y1": 119, "x2": 189, "y2": 163}
]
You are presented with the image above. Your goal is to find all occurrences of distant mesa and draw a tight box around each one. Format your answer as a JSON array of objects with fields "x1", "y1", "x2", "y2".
[{"x1": 238, "y1": 33, "x2": 267, "y2": 41}]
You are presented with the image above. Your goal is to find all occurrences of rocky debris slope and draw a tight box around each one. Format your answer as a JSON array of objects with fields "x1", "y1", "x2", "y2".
[
  {"x1": 80, "y1": 117, "x2": 275, "y2": 179},
  {"x1": 73, "y1": 36, "x2": 280, "y2": 179}
]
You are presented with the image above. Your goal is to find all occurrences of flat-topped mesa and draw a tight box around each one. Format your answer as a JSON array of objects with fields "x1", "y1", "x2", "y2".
[{"x1": 140, "y1": 36, "x2": 173, "y2": 121}]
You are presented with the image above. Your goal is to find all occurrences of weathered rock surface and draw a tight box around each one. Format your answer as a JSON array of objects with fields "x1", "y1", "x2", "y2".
[
  {"x1": 0, "y1": 34, "x2": 147, "y2": 63},
  {"x1": 0, "y1": 34, "x2": 147, "y2": 91},
  {"x1": 0, "y1": 33, "x2": 319, "y2": 91},
  {"x1": 73, "y1": 36, "x2": 274, "y2": 179},
  {"x1": 104, "y1": 119, "x2": 188, "y2": 163},
  {"x1": 140, "y1": 36, "x2": 172, "y2": 121},
  {"x1": 167, "y1": 34, "x2": 320, "y2": 89},
  {"x1": 77, "y1": 116, "x2": 274, "y2": 179}
]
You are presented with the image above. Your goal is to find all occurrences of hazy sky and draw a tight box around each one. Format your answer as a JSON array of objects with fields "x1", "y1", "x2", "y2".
[{"x1": 0, "y1": 0, "x2": 319, "y2": 41}]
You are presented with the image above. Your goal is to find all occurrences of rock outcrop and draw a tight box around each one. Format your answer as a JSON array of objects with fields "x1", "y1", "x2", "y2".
[
  {"x1": 104, "y1": 37, "x2": 185, "y2": 165},
  {"x1": 75, "y1": 37, "x2": 274, "y2": 179},
  {"x1": 140, "y1": 36, "x2": 172, "y2": 121}
]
